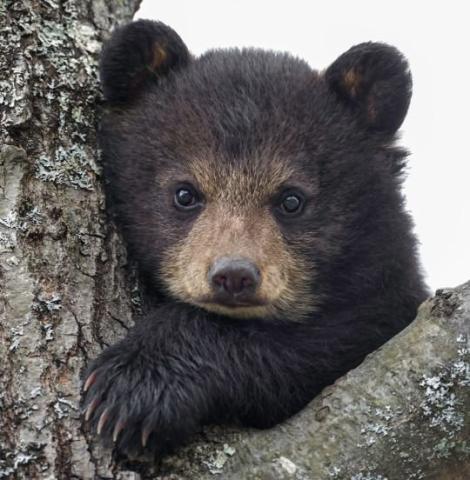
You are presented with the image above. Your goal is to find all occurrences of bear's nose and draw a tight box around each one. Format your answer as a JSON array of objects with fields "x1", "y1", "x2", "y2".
[{"x1": 209, "y1": 257, "x2": 260, "y2": 304}]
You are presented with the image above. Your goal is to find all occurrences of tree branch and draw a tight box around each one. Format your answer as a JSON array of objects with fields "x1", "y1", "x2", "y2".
[{"x1": 146, "y1": 283, "x2": 470, "y2": 480}]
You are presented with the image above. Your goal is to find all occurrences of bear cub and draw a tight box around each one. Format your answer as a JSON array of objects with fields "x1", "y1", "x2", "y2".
[{"x1": 82, "y1": 19, "x2": 428, "y2": 458}]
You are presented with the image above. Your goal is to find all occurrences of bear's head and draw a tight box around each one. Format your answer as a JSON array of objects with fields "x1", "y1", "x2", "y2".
[{"x1": 99, "y1": 20, "x2": 413, "y2": 321}]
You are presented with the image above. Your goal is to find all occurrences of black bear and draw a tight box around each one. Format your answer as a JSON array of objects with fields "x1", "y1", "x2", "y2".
[{"x1": 82, "y1": 19, "x2": 429, "y2": 458}]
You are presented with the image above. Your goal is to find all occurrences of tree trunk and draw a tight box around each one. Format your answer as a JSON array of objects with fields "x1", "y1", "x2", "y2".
[
  {"x1": 0, "y1": 1, "x2": 141, "y2": 478},
  {"x1": 1, "y1": 3, "x2": 469, "y2": 480}
]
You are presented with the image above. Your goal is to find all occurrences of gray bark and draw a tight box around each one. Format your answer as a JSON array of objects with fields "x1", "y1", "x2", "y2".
[
  {"x1": 152, "y1": 283, "x2": 470, "y2": 480},
  {"x1": 1, "y1": 3, "x2": 469, "y2": 480},
  {"x1": 0, "y1": 1, "x2": 140, "y2": 478}
]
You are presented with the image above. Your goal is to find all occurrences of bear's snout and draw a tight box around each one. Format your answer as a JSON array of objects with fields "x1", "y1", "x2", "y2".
[{"x1": 208, "y1": 256, "x2": 261, "y2": 306}]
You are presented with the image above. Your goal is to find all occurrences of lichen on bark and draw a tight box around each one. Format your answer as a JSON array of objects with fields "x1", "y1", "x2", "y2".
[{"x1": 1, "y1": 1, "x2": 141, "y2": 478}]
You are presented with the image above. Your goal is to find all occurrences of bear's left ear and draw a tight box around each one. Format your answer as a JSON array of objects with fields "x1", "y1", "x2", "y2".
[
  {"x1": 100, "y1": 20, "x2": 190, "y2": 104},
  {"x1": 325, "y1": 42, "x2": 412, "y2": 134}
]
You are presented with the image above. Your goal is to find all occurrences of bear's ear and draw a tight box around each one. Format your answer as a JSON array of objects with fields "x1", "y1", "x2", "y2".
[
  {"x1": 99, "y1": 20, "x2": 190, "y2": 104},
  {"x1": 325, "y1": 42, "x2": 412, "y2": 134}
]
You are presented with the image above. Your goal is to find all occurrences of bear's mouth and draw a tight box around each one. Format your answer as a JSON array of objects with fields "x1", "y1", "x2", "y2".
[
  {"x1": 191, "y1": 295, "x2": 271, "y2": 318},
  {"x1": 196, "y1": 295, "x2": 268, "y2": 309}
]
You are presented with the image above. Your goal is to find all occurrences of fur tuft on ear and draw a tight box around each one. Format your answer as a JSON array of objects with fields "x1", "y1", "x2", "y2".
[
  {"x1": 99, "y1": 20, "x2": 190, "y2": 104},
  {"x1": 325, "y1": 42, "x2": 412, "y2": 134}
]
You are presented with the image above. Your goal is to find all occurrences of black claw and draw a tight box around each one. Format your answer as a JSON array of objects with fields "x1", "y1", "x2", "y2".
[
  {"x1": 83, "y1": 370, "x2": 98, "y2": 392},
  {"x1": 97, "y1": 408, "x2": 110, "y2": 434},
  {"x1": 84, "y1": 397, "x2": 99, "y2": 422},
  {"x1": 141, "y1": 427, "x2": 152, "y2": 448},
  {"x1": 113, "y1": 419, "x2": 125, "y2": 443}
]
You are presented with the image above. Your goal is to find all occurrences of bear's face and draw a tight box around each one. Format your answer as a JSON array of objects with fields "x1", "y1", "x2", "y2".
[{"x1": 99, "y1": 21, "x2": 412, "y2": 320}]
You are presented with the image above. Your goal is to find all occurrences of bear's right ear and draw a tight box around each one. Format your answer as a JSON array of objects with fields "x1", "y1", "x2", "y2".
[
  {"x1": 99, "y1": 20, "x2": 190, "y2": 104},
  {"x1": 325, "y1": 42, "x2": 412, "y2": 135}
]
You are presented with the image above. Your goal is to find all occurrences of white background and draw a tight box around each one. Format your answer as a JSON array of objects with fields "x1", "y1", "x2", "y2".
[{"x1": 136, "y1": 0, "x2": 470, "y2": 292}]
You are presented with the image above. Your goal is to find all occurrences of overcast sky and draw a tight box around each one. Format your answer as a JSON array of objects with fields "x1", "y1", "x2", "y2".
[{"x1": 136, "y1": 0, "x2": 470, "y2": 292}]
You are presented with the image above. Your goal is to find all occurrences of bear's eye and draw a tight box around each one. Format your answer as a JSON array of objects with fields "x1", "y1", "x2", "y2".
[
  {"x1": 282, "y1": 195, "x2": 302, "y2": 213},
  {"x1": 174, "y1": 186, "x2": 199, "y2": 210},
  {"x1": 278, "y1": 191, "x2": 305, "y2": 216}
]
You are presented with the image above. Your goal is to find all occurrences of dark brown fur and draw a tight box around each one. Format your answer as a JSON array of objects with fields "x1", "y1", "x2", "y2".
[{"x1": 82, "y1": 20, "x2": 429, "y2": 459}]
